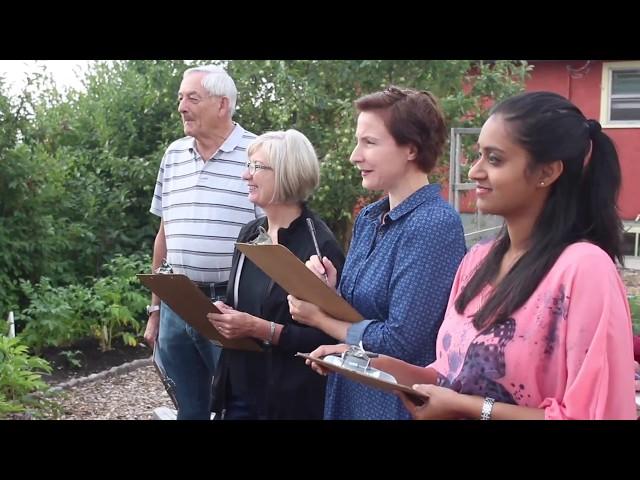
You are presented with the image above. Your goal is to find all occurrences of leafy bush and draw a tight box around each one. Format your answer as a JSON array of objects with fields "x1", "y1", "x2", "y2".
[
  {"x1": 0, "y1": 335, "x2": 59, "y2": 419},
  {"x1": 629, "y1": 295, "x2": 640, "y2": 335},
  {"x1": 1, "y1": 60, "x2": 531, "y2": 347},
  {"x1": 230, "y1": 60, "x2": 531, "y2": 245},
  {"x1": 89, "y1": 253, "x2": 149, "y2": 351},
  {"x1": 19, "y1": 278, "x2": 95, "y2": 351},
  {"x1": 18, "y1": 253, "x2": 150, "y2": 352},
  {"x1": 59, "y1": 349, "x2": 83, "y2": 369},
  {"x1": 0, "y1": 61, "x2": 184, "y2": 316}
]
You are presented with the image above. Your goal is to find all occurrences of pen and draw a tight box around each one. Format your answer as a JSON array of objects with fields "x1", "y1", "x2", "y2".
[{"x1": 306, "y1": 217, "x2": 329, "y2": 284}]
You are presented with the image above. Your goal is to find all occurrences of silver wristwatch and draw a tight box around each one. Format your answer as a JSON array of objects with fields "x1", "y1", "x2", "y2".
[
  {"x1": 263, "y1": 321, "x2": 276, "y2": 346},
  {"x1": 146, "y1": 304, "x2": 161, "y2": 316},
  {"x1": 480, "y1": 397, "x2": 495, "y2": 420}
]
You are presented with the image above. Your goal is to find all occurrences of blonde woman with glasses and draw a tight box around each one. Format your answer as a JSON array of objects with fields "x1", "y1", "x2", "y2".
[{"x1": 206, "y1": 129, "x2": 345, "y2": 419}]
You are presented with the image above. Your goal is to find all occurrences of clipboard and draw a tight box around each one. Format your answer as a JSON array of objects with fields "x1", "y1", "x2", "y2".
[
  {"x1": 137, "y1": 273, "x2": 261, "y2": 352},
  {"x1": 295, "y1": 352, "x2": 429, "y2": 402},
  {"x1": 235, "y1": 243, "x2": 363, "y2": 323}
]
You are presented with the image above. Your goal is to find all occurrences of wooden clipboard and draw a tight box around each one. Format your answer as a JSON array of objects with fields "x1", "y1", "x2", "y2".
[
  {"x1": 295, "y1": 353, "x2": 429, "y2": 401},
  {"x1": 235, "y1": 243, "x2": 363, "y2": 323},
  {"x1": 137, "y1": 273, "x2": 261, "y2": 352}
]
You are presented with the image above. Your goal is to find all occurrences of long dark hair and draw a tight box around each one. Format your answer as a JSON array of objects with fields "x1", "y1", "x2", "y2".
[{"x1": 455, "y1": 91, "x2": 624, "y2": 330}]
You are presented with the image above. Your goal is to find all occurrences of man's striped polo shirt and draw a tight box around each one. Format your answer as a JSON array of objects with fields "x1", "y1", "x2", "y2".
[{"x1": 150, "y1": 123, "x2": 258, "y2": 285}]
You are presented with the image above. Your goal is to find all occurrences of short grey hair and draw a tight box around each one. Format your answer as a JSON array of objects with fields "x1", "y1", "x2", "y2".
[
  {"x1": 248, "y1": 129, "x2": 320, "y2": 204},
  {"x1": 183, "y1": 64, "x2": 238, "y2": 116}
]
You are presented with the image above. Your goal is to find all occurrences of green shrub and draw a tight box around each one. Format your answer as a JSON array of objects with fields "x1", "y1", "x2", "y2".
[
  {"x1": 19, "y1": 278, "x2": 95, "y2": 351},
  {"x1": 89, "y1": 253, "x2": 149, "y2": 351},
  {"x1": 629, "y1": 295, "x2": 640, "y2": 335},
  {"x1": 0, "y1": 335, "x2": 59, "y2": 419},
  {"x1": 18, "y1": 253, "x2": 150, "y2": 353}
]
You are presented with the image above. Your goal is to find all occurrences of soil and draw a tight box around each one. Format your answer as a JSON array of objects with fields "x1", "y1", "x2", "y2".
[{"x1": 38, "y1": 337, "x2": 152, "y2": 386}]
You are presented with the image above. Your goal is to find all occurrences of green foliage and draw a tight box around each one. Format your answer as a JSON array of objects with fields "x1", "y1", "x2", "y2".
[
  {"x1": 89, "y1": 253, "x2": 149, "y2": 352},
  {"x1": 59, "y1": 350, "x2": 83, "y2": 369},
  {"x1": 0, "y1": 335, "x2": 58, "y2": 419},
  {"x1": 228, "y1": 60, "x2": 531, "y2": 245},
  {"x1": 0, "y1": 61, "x2": 186, "y2": 315},
  {"x1": 19, "y1": 278, "x2": 95, "y2": 351},
  {"x1": 1, "y1": 60, "x2": 531, "y2": 348},
  {"x1": 18, "y1": 253, "x2": 150, "y2": 352},
  {"x1": 0, "y1": 80, "x2": 55, "y2": 312},
  {"x1": 629, "y1": 295, "x2": 640, "y2": 335},
  {"x1": 20, "y1": 60, "x2": 187, "y2": 271}
]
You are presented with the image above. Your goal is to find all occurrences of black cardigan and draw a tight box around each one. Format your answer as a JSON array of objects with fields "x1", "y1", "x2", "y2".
[{"x1": 211, "y1": 205, "x2": 345, "y2": 419}]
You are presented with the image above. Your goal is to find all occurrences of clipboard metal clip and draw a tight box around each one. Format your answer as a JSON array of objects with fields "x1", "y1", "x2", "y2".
[
  {"x1": 324, "y1": 343, "x2": 398, "y2": 384},
  {"x1": 155, "y1": 259, "x2": 174, "y2": 274}
]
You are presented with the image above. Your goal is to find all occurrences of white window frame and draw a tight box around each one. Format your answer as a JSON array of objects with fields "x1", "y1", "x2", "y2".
[{"x1": 600, "y1": 61, "x2": 640, "y2": 128}]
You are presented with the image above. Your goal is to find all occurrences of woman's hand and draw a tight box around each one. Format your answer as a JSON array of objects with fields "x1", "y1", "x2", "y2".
[
  {"x1": 207, "y1": 301, "x2": 257, "y2": 339},
  {"x1": 288, "y1": 295, "x2": 326, "y2": 328},
  {"x1": 306, "y1": 255, "x2": 338, "y2": 289},
  {"x1": 304, "y1": 343, "x2": 350, "y2": 376},
  {"x1": 398, "y1": 384, "x2": 465, "y2": 420}
]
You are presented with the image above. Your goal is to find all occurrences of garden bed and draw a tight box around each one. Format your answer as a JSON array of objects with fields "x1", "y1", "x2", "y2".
[{"x1": 38, "y1": 337, "x2": 151, "y2": 386}]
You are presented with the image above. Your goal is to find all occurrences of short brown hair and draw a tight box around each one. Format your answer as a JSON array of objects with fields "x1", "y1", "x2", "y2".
[{"x1": 354, "y1": 86, "x2": 447, "y2": 173}]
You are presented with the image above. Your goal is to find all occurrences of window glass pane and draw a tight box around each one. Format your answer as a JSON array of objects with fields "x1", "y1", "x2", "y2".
[
  {"x1": 612, "y1": 69, "x2": 640, "y2": 95},
  {"x1": 610, "y1": 97, "x2": 640, "y2": 120},
  {"x1": 610, "y1": 68, "x2": 640, "y2": 120}
]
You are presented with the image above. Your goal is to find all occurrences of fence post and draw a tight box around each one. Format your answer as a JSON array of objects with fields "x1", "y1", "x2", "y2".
[{"x1": 7, "y1": 311, "x2": 15, "y2": 338}]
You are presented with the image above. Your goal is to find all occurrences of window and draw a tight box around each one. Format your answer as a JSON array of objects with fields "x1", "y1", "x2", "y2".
[{"x1": 601, "y1": 61, "x2": 640, "y2": 128}]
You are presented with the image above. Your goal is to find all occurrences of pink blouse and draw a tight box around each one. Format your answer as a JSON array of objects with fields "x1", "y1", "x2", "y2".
[{"x1": 427, "y1": 241, "x2": 636, "y2": 420}]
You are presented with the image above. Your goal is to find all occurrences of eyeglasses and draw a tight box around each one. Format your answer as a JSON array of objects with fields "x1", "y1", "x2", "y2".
[{"x1": 246, "y1": 161, "x2": 273, "y2": 175}]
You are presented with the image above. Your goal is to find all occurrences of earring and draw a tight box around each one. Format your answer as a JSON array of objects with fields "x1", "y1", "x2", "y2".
[{"x1": 539, "y1": 181, "x2": 545, "y2": 186}]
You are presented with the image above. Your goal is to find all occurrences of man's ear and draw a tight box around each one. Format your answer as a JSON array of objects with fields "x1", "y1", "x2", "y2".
[
  {"x1": 218, "y1": 96, "x2": 229, "y2": 116},
  {"x1": 538, "y1": 160, "x2": 563, "y2": 187}
]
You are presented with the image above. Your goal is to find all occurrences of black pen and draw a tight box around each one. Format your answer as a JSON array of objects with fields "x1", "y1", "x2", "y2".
[{"x1": 306, "y1": 218, "x2": 329, "y2": 284}]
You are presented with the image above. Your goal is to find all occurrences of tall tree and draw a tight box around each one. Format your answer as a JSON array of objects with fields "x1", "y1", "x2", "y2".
[
  {"x1": 228, "y1": 60, "x2": 530, "y2": 244},
  {"x1": 0, "y1": 60, "x2": 530, "y2": 316}
]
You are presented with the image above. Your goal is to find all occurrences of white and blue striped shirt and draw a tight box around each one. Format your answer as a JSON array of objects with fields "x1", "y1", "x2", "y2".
[{"x1": 150, "y1": 123, "x2": 259, "y2": 284}]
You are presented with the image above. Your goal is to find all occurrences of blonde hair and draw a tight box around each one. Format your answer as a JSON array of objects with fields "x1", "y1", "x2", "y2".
[{"x1": 247, "y1": 129, "x2": 320, "y2": 203}]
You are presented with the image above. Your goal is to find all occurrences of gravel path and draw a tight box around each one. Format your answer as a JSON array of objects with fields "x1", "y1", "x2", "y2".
[{"x1": 46, "y1": 364, "x2": 172, "y2": 420}]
